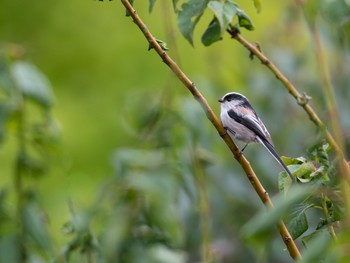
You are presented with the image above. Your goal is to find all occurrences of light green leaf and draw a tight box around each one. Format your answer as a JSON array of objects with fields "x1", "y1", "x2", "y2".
[
  {"x1": 252, "y1": 0, "x2": 262, "y2": 13},
  {"x1": 177, "y1": 0, "x2": 209, "y2": 45},
  {"x1": 172, "y1": 0, "x2": 179, "y2": 11},
  {"x1": 207, "y1": 0, "x2": 237, "y2": 33},
  {"x1": 11, "y1": 61, "x2": 54, "y2": 108},
  {"x1": 201, "y1": 18, "x2": 222, "y2": 46}
]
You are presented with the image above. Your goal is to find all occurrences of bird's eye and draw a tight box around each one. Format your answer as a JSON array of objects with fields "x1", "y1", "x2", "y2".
[{"x1": 226, "y1": 98, "x2": 231, "y2": 102}]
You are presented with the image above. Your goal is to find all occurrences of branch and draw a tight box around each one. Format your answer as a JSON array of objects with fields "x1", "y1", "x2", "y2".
[
  {"x1": 120, "y1": 0, "x2": 301, "y2": 260},
  {"x1": 227, "y1": 29, "x2": 350, "y2": 181}
]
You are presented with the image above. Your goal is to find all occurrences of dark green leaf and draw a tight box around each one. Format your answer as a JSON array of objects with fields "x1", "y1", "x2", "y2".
[
  {"x1": 0, "y1": 103, "x2": 13, "y2": 143},
  {"x1": 10, "y1": 61, "x2": 54, "y2": 108},
  {"x1": 236, "y1": 7, "x2": 255, "y2": 30},
  {"x1": 125, "y1": 0, "x2": 135, "y2": 16},
  {"x1": 0, "y1": 234, "x2": 21, "y2": 263},
  {"x1": 177, "y1": 0, "x2": 209, "y2": 45},
  {"x1": 285, "y1": 204, "x2": 310, "y2": 239},
  {"x1": 149, "y1": 0, "x2": 156, "y2": 13},
  {"x1": 201, "y1": 18, "x2": 222, "y2": 46},
  {"x1": 207, "y1": 0, "x2": 237, "y2": 33}
]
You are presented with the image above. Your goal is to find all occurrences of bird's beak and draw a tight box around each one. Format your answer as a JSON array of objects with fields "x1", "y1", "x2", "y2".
[{"x1": 218, "y1": 98, "x2": 223, "y2": 103}]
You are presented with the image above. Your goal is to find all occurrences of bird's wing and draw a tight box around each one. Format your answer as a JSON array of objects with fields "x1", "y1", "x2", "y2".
[{"x1": 227, "y1": 109, "x2": 273, "y2": 146}]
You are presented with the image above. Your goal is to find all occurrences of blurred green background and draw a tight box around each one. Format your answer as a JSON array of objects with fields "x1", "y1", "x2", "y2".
[{"x1": 1, "y1": 0, "x2": 350, "y2": 262}]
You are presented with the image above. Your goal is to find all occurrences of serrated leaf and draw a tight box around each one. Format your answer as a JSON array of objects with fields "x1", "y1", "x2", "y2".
[
  {"x1": 149, "y1": 0, "x2": 156, "y2": 13},
  {"x1": 10, "y1": 61, "x2": 54, "y2": 108},
  {"x1": 207, "y1": 0, "x2": 237, "y2": 33},
  {"x1": 177, "y1": 0, "x2": 209, "y2": 45},
  {"x1": 252, "y1": 0, "x2": 262, "y2": 13},
  {"x1": 201, "y1": 18, "x2": 222, "y2": 46},
  {"x1": 285, "y1": 204, "x2": 310, "y2": 239},
  {"x1": 236, "y1": 7, "x2": 255, "y2": 30}
]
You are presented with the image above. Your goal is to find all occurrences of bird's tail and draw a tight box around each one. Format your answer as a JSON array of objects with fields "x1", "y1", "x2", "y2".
[{"x1": 256, "y1": 137, "x2": 295, "y2": 181}]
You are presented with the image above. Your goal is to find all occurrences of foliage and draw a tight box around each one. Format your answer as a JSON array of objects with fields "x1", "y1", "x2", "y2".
[{"x1": 1, "y1": 0, "x2": 350, "y2": 262}]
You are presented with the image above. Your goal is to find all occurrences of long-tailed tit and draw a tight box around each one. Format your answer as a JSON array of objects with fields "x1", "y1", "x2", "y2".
[{"x1": 218, "y1": 92, "x2": 294, "y2": 181}]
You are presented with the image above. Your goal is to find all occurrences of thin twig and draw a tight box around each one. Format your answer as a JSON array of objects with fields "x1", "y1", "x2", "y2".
[
  {"x1": 120, "y1": 0, "x2": 301, "y2": 260},
  {"x1": 227, "y1": 29, "x2": 350, "y2": 181}
]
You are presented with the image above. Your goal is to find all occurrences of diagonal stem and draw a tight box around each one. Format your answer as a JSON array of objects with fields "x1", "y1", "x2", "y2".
[
  {"x1": 120, "y1": 0, "x2": 301, "y2": 260},
  {"x1": 227, "y1": 29, "x2": 350, "y2": 181}
]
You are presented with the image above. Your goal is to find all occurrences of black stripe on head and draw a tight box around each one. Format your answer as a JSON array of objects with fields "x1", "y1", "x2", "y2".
[{"x1": 222, "y1": 92, "x2": 246, "y2": 102}]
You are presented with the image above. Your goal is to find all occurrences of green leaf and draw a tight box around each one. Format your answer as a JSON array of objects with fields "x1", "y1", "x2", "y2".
[
  {"x1": 201, "y1": 18, "x2": 222, "y2": 46},
  {"x1": 281, "y1": 156, "x2": 307, "y2": 165},
  {"x1": 294, "y1": 162, "x2": 315, "y2": 179},
  {"x1": 0, "y1": 103, "x2": 13, "y2": 143},
  {"x1": 252, "y1": 0, "x2": 262, "y2": 13},
  {"x1": 236, "y1": 7, "x2": 255, "y2": 30},
  {"x1": 300, "y1": 230, "x2": 332, "y2": 263},
  {"x1": 125, "y1": 0, "x2": 134, "y2": 16},
  {"x1": 242, "y1": 185, "x2": 315, "y2": 239},
  {"x1": 177, "y1": 0, "x2": 209, "y2": 45},
  {"x1": 149, "y1": 0, "x2": 156, "y2": 13},
  {"x1": 172, "y1": 0, "x2": 179, "y2": 11},
  {"x1": 0, "y1": 234, "x2": 21, "y2": 263},
  {"x1": 10, "y1": 61, "x2": 54, "y2": 108},
  {"x1": 207, "y1": 0, "x2": 237, "y2": 33},
  {"x1": 285, "y1": 204, "x2": 310, "y2": 239},
  {"x1": 22, "y1": 203, "x2": 52, "y2": 251},
  {"x1": 149, "y1": 39, "x2": 169, "y2": 51}
]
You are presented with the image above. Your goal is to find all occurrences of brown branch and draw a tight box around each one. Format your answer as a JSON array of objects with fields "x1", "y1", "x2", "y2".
[
  {"x1": 227, "y1": 28, "x2": 350, "y2": 181},
  {"x1": 120, "y1": 0, "x2": 301, "y2": 260}
]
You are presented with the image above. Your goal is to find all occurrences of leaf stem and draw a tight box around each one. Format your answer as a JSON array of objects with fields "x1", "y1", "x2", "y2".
[{"x1": 120, "y1": 0, "x2": 301, "y2": 260}]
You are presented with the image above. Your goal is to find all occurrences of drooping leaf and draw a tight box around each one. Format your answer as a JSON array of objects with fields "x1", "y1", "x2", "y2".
[
  {"x1": 10, "y1": 61, "x2": 54, "y2": 108},
  {"x1": 207, "y1": 0, "x2": 237, "y2": 33},
  {"x1": 177, "y1": 0, "x2": 209, "y2": 45},
  {"x1": 149, "y1": 0, "x2": 156, "y2": 13},
  {"x1": 252, "y1": 0, "x2": 262, "y2": 13},
  {"x1": 201, "y1": 18, "x2": 222, "y2": 46},
  {"x1": 236, "y1": 7, "x2": 255, "y2": 30}
]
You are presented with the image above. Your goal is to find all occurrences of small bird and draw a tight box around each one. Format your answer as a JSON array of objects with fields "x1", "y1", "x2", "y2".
[{"x1": 218, "y1": 92, "x2": 294, "y2": 181}]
